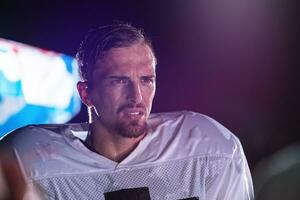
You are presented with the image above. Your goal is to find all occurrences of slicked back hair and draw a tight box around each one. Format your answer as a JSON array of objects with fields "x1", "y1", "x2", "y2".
[{"x1": 76, "y1": 23, "x2": 155, "y2": 88}]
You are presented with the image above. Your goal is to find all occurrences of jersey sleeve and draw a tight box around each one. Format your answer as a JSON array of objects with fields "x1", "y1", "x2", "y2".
[
  {"x1": 208, "y1": 137, "x2": 254, "y2": 200},
  {"x1": 194, "y1": 112, "x2": 254, "y2": 199}
]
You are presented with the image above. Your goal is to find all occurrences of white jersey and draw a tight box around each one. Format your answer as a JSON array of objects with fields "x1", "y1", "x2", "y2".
[{"x1": 0, "y1": 111, "x2": 254, "y2": 200}]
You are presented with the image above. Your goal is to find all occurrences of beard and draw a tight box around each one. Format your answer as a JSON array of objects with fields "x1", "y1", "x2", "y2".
[
  {"x1": 92, "y1": 103, "x2": 149, "y2": 138},
  {"x1": 94, "y1": 112, "x2": 148, "y2": 138},
  {"x1": 114, "y1": 118, "x2": 148, "y2": 138},
  {"x1": 113, "y1": 103, "x2": 149, "y2": 138}
]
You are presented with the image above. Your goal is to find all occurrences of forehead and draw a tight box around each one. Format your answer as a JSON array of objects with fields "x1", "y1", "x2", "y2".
[{"x1": 94, "y1": 43, "x2": 156, "y2": 76}]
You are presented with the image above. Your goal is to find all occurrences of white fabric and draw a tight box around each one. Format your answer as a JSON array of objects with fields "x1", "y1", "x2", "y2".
[{"x1": 0, "y1": 111, "x2": 254, "y2": 199}]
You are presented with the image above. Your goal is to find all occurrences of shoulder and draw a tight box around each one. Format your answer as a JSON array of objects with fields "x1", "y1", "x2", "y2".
[
  {"x1": 1, "y1": 124, "x2": 64, "y2": 146},
  {"x1": 0, "y1": 123, "x2": 89, "y2": 180},
  {"x1": 0, "y1": 123, "x2": 86, "y2": 153},
  {"x1": 2, "y1": 122, "x2": 87, "y2": 137},
  {"x1": 148, "y1": 111, "x2": 244, "y2": 158}
]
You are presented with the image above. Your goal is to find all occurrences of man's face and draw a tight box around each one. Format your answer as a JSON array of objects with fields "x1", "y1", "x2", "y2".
[{"x1": 88, "y1": 42, "x2": 156, "y2": 138}]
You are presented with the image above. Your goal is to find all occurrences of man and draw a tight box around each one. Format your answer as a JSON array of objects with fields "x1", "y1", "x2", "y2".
[{"x1": 0, "y1": 23, "x2": 254, "y2": 199}]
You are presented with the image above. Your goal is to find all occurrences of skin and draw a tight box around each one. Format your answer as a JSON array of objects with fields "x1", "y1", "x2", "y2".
[{"x1": 77, "y1": 42, "x2": 156, "y2": 162}]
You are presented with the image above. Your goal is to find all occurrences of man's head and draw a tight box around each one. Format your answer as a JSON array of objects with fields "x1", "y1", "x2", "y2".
[{"x1": 76, "y1": 23, "x2": 156, "y2": 138}]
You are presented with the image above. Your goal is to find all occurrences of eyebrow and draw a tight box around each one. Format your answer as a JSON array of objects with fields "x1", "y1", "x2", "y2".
[
  {"x1": 142, "y1": 75, "x2": 156, "y2": 78},
  {"x1": 105, "y1": 75, "x2": 156, "y2": 79},
  {"x1": 141, "y1": 75, "x2": 156, "y2": 80},
  {"x1": 105, "y1": 76, "x2": 129, "y2": 79}
]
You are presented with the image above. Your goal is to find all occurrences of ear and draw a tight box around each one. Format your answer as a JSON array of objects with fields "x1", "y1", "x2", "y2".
[{"x1": 77, "y1": 81, "x2": 93, "y2": 107}]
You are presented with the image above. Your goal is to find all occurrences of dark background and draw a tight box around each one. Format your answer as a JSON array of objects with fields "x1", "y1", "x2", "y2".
[{"x1": 1, "y1": 0, "x2": 299, "y2": 169}]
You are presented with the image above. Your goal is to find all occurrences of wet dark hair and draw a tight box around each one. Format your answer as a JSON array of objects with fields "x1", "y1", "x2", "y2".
[{"x1": 76, "y1": 23, "x2": 154, "y2": 87}]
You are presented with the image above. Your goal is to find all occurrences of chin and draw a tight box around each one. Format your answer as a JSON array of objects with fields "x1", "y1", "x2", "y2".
[{"x1": 116, "y1": 120, "x2": 148, "y2": 138}]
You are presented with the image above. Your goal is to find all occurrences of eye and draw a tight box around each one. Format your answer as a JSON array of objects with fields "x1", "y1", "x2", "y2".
[
  {"x1": 141, "y1": 77, "x2": 155, "y2": 85},
  {"x1": 111, "y1": 78, "x2": 129, "y2": 85}
]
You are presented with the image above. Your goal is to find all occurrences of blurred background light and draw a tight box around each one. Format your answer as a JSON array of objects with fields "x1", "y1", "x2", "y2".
[{"x1": 0, "y1": 38, "x2": 81, "y2": 138}]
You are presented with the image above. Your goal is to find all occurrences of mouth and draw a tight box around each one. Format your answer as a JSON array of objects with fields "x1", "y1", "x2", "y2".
[
  {"x1": 127, "y1": 111, "x2": 142, "y2": 115},
  {"x1": 120, "y1": 108, "x2": 146, "y2": 119}
]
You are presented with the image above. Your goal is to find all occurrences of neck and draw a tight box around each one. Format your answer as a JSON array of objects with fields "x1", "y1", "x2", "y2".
[{"x1": 86, "y1": 121, "x2": 146, "y2": 163}]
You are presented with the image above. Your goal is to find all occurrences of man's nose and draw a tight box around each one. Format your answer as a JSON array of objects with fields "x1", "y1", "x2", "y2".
[{"x1": 127, "y1": 82, "x2": 143, "y2": 104}]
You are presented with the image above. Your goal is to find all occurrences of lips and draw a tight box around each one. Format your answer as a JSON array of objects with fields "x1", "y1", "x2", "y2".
[
  {"x1": 119, "y1": 107, "x2": 146, "y2": 119},
  {"x1": 127, "y1": 111, "x2": 141, "y2": 115},
  {"x1": 123, "y1": 108, "x2": 145, "y2": 115}
]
